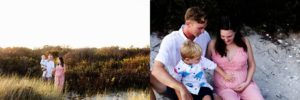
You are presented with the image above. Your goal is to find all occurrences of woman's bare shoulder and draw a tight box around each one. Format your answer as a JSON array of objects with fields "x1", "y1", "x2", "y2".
[{"x1": 242, "y1": 37, "x2": 250, "y2": 45}]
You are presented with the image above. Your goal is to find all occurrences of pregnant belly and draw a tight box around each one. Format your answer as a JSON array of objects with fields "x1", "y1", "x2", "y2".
[{"x1": 214, "y1": 70, "x2": 247, "y2": 89}]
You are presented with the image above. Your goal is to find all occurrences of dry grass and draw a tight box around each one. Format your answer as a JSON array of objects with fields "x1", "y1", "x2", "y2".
[
  {"x1": 126, "y1": 89, "x2": 150, "y2": 100},
  {"x1": 0, "y1": 75, "x2": 63, "y2": 100},
  {"x1": 93, "y1": 89, "x2": 150, "y2": 100}
]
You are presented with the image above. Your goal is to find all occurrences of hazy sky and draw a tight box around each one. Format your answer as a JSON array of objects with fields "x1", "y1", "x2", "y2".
[{"x1": 0, "y1": 0, "x2": 149, "y2": 49}]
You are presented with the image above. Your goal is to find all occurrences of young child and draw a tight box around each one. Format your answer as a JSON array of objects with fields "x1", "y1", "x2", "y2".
[
  {"x1": 173, "y1": 40, "x2": 233, "y2": 100},
  {"x1": 40, "y1": 55, "x2": 47, "y2": 80}
]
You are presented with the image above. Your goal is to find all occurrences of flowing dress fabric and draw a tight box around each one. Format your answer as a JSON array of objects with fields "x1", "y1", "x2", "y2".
[
  {"x1": 212, "y1": 48, "x2": 264, "y2": 100},
  {"x1": 54, "y1": 65, "x2": 65, "y2": 91}
]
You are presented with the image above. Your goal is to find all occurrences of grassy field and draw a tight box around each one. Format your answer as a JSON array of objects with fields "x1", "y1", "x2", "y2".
[
  {"x1": 95, "y1": 90, "x2": 150, "y2": 100},
  {"x1": 0, "y1": 75, "x2": 150, "y2": 100},
  {"x1": 0, "y1": 75, "x2": 62, "y2": 100},
  {"x1": 73, "y1": 89, "x2": 150, "y2": 100}
]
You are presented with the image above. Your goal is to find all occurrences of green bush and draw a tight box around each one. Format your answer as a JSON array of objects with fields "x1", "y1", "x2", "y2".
[{"x1": 65, "y1": 47, "x2": 149, "y2": 94}]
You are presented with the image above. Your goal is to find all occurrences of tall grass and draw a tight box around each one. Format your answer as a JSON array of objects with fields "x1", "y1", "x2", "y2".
[
  {"x1": 125, "y1": 89, "x2": 150, "y2": 100},
  {"x1": 93, "y1": 89, "x2": 150, "y2": 100},
  {"x1": 0, "y1": 75, "x2": 62, "y2": 100}
]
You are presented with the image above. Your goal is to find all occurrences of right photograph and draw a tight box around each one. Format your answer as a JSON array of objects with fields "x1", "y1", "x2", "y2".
[{"x1": 150, "y1": 0, "x2": 300, "y2": 100}]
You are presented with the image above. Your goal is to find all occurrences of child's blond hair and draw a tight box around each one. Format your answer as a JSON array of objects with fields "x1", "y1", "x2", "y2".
[{"x1": 180, "y1": 40, "x2": 202, "y2": 59}]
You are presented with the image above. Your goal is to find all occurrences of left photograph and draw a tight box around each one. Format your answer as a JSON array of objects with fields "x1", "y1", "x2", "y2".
[{"x1": 0, "y1": 0, "x2": 150, "y2": 100}]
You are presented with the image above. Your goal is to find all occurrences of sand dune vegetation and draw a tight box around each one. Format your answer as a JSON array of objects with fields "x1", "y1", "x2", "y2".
[
  {"x1": 0, "y1": 75, "x2": 62, "y2": 100},
  {"x1": 0, "y1": 46, "x2": 149, "y2": 99}
]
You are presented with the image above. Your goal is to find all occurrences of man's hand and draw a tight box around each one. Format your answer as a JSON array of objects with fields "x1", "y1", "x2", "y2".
[{"x1": 178, "y1": 84, "x2": 193, "y2": 100}]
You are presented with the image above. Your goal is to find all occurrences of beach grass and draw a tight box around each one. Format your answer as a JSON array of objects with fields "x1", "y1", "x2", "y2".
[
  {"x1": 0, "y1": 75, "x2": 63, "y2": 100},
  {"x1": 93, "y1": 89, "x2": 150, "y2": 100}
]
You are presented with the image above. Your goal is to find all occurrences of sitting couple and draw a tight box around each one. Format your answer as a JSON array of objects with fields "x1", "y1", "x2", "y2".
[{"x1": 150, "y1": 7, "x2": 264, "y2": 100}]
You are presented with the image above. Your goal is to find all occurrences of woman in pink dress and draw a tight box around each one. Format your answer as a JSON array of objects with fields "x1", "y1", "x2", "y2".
[
  {"x1": 207, "y1": 16, "x2": 264, "y2": 100},
  {"x1": 53, "y1": 57, "x2": 66, "y2": 92}
]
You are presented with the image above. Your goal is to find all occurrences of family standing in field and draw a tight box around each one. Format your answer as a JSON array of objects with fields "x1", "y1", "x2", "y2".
[
  {"x1": 40, "y1": 54, "x2": 66, "y2": 92},
  {"x1": 151, "y1": 7, "x2": 264, "y2": 100}
]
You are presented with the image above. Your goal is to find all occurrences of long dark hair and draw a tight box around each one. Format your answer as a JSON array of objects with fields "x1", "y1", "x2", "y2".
[
  {"x1": 215, "y1": 16, "x2": 247, "y2": 57},
  {"x1": 58, "y1": 57, "x2": 64, "y2": 67}
]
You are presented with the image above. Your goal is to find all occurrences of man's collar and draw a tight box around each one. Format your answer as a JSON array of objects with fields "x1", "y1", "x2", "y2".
[{"x1": 179, "y1": 25, "x2": 188, "y2": 41}]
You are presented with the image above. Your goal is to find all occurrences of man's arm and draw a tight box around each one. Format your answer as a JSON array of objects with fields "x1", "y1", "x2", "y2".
[
  {"x1": 151, "y1": 61, "x2": 192, "y2": 100},
  {"x1": 151, "y1": 61, "x2": 181, "y2": 90}
]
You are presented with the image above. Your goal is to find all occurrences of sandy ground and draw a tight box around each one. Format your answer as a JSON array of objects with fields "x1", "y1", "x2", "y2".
[{"x1": 150, "y1": 32, "x2": 300, "y2": 100}]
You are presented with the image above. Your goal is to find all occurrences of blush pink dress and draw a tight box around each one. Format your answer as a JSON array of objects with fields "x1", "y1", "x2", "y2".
[
  {"x1": 212, "y1": 47, "x2": 264, "y2": 100},
  {"x1": 54, "y1": 65, "x2": 65, "y2": 91}
]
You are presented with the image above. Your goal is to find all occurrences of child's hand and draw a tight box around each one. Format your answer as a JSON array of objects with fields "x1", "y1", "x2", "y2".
[
  {"x1": 223, "y1": 73, "x2": 234, "y2": 82},
  {"x1": 215, "y1": 67, "x2": 235, "y2": 82}
]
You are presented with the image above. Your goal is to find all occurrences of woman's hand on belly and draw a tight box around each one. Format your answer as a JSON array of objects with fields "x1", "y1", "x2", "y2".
[{"x1": 233, "y1": 82, "x2": 250, "y2": 92}]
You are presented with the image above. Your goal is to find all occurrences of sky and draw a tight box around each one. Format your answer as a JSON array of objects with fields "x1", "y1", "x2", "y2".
[{"x1": 0, "y1": 0, "x2": 149, "y2": 49}]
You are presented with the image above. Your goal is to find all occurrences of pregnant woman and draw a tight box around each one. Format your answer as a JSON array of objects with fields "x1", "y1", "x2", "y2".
[
  {"x1": 53, "y1": 57, "x2": 66, "y2": 92},
  {"x1": 207, "y1": 16, "x2": 264, "y2": 100}
]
